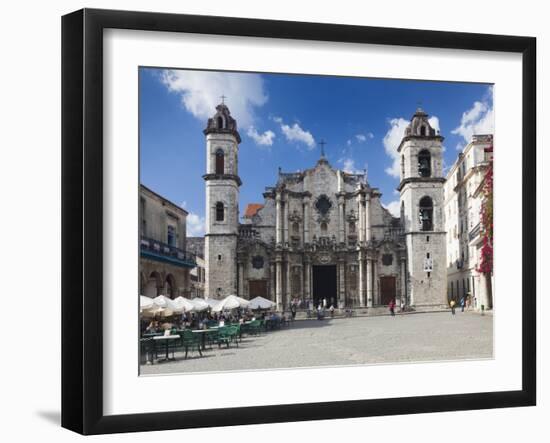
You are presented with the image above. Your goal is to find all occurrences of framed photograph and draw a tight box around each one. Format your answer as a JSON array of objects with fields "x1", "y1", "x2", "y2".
[{"x1": 62, "y1": 8, "x2": 536, "y2": 435}]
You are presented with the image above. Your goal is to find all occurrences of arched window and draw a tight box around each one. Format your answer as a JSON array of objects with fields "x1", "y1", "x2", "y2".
[
  {"x1": 419, "y1": 196, "x2": 433, "y2": 231},
  {"x1": 215, "y1": 149, "x2": 224, "y2": 175},
  {"x1": 215, "y1": 202, "x2": 224, "y2": 222},
  {"x1": 217, "y1": 116, "x2": 224, "y2": 129},
  {"x1": 420, "y1": 125, "x2": 426, "y2": 136},
  {"x1": 400, "y1": 201, "x2": 405, "y2": 223},
  {"x1": 320, "y1": 222, "x2": 328, "y2": 233},
  {"x1": 418, "y1": 150, "x2": 431, "y2": 177},
  {"x1": 401, "y1": 155, "x2": 405, "y2": 177}
]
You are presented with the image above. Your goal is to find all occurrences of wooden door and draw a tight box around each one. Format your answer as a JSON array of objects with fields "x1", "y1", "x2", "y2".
[
  {"x1": 248, "y1": 280, "x2": 268, "y2": 298},
  {"x1": 380, "y1": 276, "x2": 396, "y2": 305}
]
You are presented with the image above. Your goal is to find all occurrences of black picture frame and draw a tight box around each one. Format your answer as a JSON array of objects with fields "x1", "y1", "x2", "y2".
[{"x1": 62, "y1": 8, "x2": 536, "y2": 435}]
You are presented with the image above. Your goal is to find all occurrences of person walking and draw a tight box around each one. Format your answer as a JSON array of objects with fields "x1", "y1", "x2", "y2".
[
  {"x1": 389, "y1": 299, "x2": 396, "y2": 316},
  {"x1": 460, "y1": 296, "x2": 465, "y2": 313},
  {"x1": 450, "y1": 299, "x2": 456, "y2": 315}
]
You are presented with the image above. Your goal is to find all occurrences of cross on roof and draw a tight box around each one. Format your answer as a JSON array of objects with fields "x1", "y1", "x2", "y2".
[{"x1": 220, "y1": 94, "x2": 227, "y2": 104}]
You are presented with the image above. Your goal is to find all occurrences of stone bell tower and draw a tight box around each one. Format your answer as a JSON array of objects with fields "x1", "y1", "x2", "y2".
[
  {"x1": 203, "y1": 101, "x2": 241, "y2": 299},
  {"x1": 398, "y1": 108, "x2": 447, "y2": 307}
]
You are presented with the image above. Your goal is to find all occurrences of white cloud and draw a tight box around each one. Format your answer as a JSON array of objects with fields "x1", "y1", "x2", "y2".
[
  {"x1": 338, "y1": 158, "x2": 366, "y2": 175},
  {"x1": 451, "y1": 89, "x2": 494, "y2": 143},
  {"x1": 276, "y1": 118, "x2": 315, "y2": 149},
  {"x1": 160, "y1": 70, "x2": 268, "y2": 128},
  {"x1": 342, "y1": 158, "x2": 356, "y2": 173},
  {"x1": 247, "y1": 127, "x2": 275, "y2": 146},
  {"x1": 187, "y1": 213, "x2": 205, "y2": 237},
  {"x1": 428, "y1": 116, "x2": 440, "y2": 133},
  {"x1": 355, "y1": 133, "x2": 374, "y2": 143},
  {"x1": 346, "y1": 139, "x2": 352, "y2": 146},
  {"x1": 383, "y1": 200, "x2": 401, "y2": 217},
  {"x1": 383, "y1": 117, "x2": 409, "y2": 178}
]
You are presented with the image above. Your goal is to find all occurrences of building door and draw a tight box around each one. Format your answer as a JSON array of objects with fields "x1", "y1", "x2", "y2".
[
  {"x1": 312, "y1": 265, "x2": 337, "y2": 308},
  {"x1": 248, "y1": 280, "x2": 268, "y2": 299},
  {"x1": 380, "y1": 276, "x2": 396, "y2": 305}
]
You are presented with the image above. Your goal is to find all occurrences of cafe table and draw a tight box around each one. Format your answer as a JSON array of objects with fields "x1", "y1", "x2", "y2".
[
  {"x1": 153, "y1": 334, "x2": 180, "y2": 362},
  {"x1": 191, "y1": 327, "x2": 218, "y2": 350}
]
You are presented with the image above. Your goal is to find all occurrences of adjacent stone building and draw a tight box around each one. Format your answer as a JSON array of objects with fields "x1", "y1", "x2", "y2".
[
  {"x1": 187, "y1": 237, "x2": 206, "y2": 298},
  {"x1": 444, "y1": 134, "x2": 493, "y2": 310},
  {"x1": 203, "y1": 103, "x2": 448, "y2": 311},
  {"x1": 139, "y1": 184, "x2": 196, "y2": 298}
]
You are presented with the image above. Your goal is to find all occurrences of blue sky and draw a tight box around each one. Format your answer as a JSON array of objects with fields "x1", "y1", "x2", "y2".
[{"x1": 140, "y1": 68, "x2": 494, "y2": 236}]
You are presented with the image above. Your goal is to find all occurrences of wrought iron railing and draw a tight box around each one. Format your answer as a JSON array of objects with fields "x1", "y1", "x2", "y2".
[
  {"x1": 140, "y1": 236, "x2": 196, "y2": 267},
  {"x1": 469, "y1": 223, "x2": 481, "y2": 242}
]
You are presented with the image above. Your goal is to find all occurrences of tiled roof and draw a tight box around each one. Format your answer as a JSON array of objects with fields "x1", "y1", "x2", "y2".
[{"x1": 243, "y1": 203, "x2": 264, "y2": 218}]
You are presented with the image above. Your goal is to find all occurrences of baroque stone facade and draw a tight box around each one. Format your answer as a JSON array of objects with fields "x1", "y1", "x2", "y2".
[{"x1": 204, "y1": 104, "x2": 448, "y2": 310}]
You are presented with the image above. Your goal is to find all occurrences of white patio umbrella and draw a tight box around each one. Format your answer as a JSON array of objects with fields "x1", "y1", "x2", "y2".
[
  {"x1": 191, "y1": 297, "x2": 209, "y2": 311},
  {"x1": 212, "y1": 294, "x2": 250, "y2": 312},
  {"x1": 248, "y1": 296, "x2": 275, "y2": 310},
  {"x1": 205, "y1": 298, "x2": 221, "y2": 309},
  {"x1": 151, "y1": 295, "x2": 177, "y2": 316},
  {"x1": 172, "y1": 296, "x2": 195, "y2": 313},
  {"x1": 139, "y1": 295, "x2": 155, "y2": 313}
]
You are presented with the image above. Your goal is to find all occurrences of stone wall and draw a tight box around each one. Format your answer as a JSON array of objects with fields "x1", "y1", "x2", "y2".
[{"x1": 205, "y1": 234, "x2": 238, "y2": 298}]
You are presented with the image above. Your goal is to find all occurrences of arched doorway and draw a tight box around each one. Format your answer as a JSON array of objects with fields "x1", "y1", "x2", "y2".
[{"x1": 144, "y1": 271, "x2": 161, "y2": 298}]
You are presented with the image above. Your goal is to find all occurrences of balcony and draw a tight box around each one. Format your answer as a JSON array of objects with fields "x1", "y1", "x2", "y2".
[
  {"x1": 140, "y1": 236, "x2": 196, "y2": 268},
  {"x1": 238, "y1": 225, "x2": 259, "y2": 239},
  {"x1": 469, "y1": 223, "x2": 482, "y2": 244}
]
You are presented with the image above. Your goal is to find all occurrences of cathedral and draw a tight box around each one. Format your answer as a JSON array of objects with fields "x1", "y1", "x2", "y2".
[{"x1": 203, "y1": 103, "x2": 447, "y2": 311}]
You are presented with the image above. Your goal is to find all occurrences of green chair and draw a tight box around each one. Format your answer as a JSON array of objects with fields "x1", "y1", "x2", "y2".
[
  {"x1": 249, "y1": 320, "x2": 263, "y2": 336},
  {"x1": 180, "y1": 329, "x2": 203, "y2": 359},
  {"x1": 205, "y1": 329, "x2": 219, "y2": 349},
  {"x1": 216, "y1": 326, "x2": 232, "y2": 348},
  {"x1": 229, "y1": 325, "x2": 240, "y2": 347}
]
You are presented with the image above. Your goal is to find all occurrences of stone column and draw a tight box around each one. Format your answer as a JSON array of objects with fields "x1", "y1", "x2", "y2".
[
  {"x1": 304, "y1": 257, "x2": 311, "y2": 302},
  {"x1": 238, "y1": 260, "x2": 245, "y2": 297},
  {"x1": 365, "y1": 194, "x2": 372, "y2": 242},
  {"x1": 358, "y1": 252, "x2": 365, "y2": 307},
  {"x1": 366, "y1": 258, "x2": 373, "y2": 307},
  {"x1": 303, "y1": 197, "x2": 309, "y2": 244},
  {"x1": 285, "y1": 259, "x2": 291, "y2": 309},
  {"x1": 270, "y1": 262, "x2": 275, "y2": 301},
  {"x1": 338, "y1": 195, "x2": 345, "y2": 244},
  {"x1": 283, "y1": 195, "x2": 289, "y2": 246},
  {"x1": 338, "y1": 259, "x2": 346, "y2": 308},
  {"x1": 357, "y1": 194, "x2": 365, "y2": 245},
  {"x1": 400, "y1": 258, "x2": 407, "y2": 306},
  {"x1": 373, "y1": 259, "x2": 379, "y2": 305},
  {"x1": 275, "y1": 193, "x2": 282, "y2": 244},
  {"x1": 276, "y1": 258, "x2": 283, "y2": 311}
]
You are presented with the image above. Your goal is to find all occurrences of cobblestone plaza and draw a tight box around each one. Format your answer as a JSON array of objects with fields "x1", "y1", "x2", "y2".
[{"x1": 141, "y1": 311, "x2": 493, "y2": 375}]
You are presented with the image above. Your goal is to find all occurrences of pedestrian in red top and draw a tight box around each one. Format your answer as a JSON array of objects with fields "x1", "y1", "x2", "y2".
[{"x1": 389, "y1": 299, "x2": 396, "y2": 316}]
